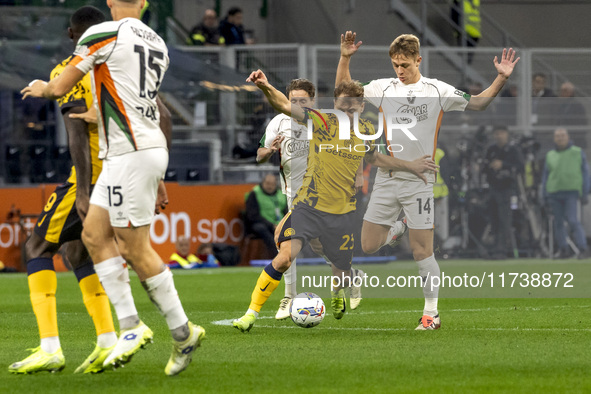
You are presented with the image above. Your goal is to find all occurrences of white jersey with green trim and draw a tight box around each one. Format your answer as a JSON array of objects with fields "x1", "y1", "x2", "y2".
[
  {"x1": 363, "y1": 76, "x2": 469, "y2": 183},
  {"x1": 260, "y1": 113, "x2": 310, "y2": 203},
  {"x1": 71, "y1": 17, "x2": 169, "y2": 159}
]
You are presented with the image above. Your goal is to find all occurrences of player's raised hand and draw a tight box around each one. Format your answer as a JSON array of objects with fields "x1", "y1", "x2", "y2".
[
  {"x1": 21, "y1": 80, "x2": 48, "y2": 100},
  {"x1": 246, "y1": 69, "x2": 269, "y2": 87},
  {"x1": 494, "y1": 48, "x2": 520, "y2": 79},
  {"x1": 270, "y1": 135, "x2": 285, "y2": 153},
  {"x1": 155, "y1": 180, "x2": 169, "y2": 214},
  {"x1": 410, "y1": 155, "x2": 439, "y2": 184},
  {"x1": 340, "y1": 31, "x2": 362, "y2": 58},
  {"x1": 69, "y1": 106, "x2": 98, "y2": 124}
]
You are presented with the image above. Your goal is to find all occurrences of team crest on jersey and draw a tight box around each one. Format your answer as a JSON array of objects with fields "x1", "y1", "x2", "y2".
[
  {"x1": 407, "y1": 90, "x2": 416, "y2": 104},
  {"x1": 284, "y1": 228, "x2": 296, "y2": 237}
]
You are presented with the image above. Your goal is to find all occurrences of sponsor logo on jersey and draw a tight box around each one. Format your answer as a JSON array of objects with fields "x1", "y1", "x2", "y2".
[
  {"x1": 398, "y1": 104, "x2": 429, "y2": 122},
  {"x1": 285, "y1": 138, "x2": 310, "y2": 156}
]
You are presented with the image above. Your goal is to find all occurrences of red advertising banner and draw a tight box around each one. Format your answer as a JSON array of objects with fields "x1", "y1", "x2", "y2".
[{"x1": 0, "y1": 183, "x2": 255, "y2": 271}]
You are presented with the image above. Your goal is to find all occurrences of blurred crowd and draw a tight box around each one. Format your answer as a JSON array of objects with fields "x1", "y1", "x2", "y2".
[{"x1": 187, "y1": 7, "x2": 255, "y2": 46}]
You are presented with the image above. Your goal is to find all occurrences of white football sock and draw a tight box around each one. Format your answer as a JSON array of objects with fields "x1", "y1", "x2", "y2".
[
  {"x1": 283, "y1": 260, "x2": 297, "y2": 298},
  {"x1": 94, "y1": 256, "x2": 139, "y2": 329},
  {"x1": 143, "y1": 268, "x2": 188, "y2": 331},
  {"x1": 97, "y1": 332, "x2": 117, "y2": 348},
  {"x1": 416, "y1": 254, "x2": 440, "y2": 317},
  {"x1": 40, "y1": 336, "x2": 60, "y2": 354}
]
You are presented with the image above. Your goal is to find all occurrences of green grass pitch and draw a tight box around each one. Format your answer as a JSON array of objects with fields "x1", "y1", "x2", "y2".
[{"x1": 1, "y1": 261, "x2": 590, "y2": 393}]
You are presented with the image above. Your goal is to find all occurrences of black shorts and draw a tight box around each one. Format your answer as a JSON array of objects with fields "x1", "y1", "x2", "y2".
[
  {"x1": 277, "y1": 203, "x2": 356, "y2": 270},
  {"x1": 34, "y1": 182, "x2": 88, "y2": 245}
]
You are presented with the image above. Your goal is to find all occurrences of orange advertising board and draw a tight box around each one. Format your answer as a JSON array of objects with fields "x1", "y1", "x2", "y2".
[
  {"x1": 0, "y1": 183, "x2": 255, "y2": 271},
  {"x1": 149, "y1": 183, "x2": 255, "y2": 260}
]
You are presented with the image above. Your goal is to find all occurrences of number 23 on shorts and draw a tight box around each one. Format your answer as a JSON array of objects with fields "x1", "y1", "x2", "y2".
[{"x1": 340, "y1": 234, "x2": 354, "y2": 250}]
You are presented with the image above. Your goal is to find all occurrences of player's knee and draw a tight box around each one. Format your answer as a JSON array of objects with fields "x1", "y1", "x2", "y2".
[
  {"x1": 117, "y1": 243, "x2": 134, "y2": 263},
  {"x1": 361, "y1": 242, "x2": 375, "y2": 254},
  {"x1": 24, "y1": 233, "x2": 54, "y2": 260},
  {"x1": 24, "y1": 237, "x2": 40, "y2": 260},
  {"x1": 361, "y1": 237, "x2": 380, "y2": 254},
  {"x1": 117, "y1": 239, "x2": 150, "y2": 267},
  {"x1": 65, "y1": 242, "x2": 88, "y2": 268},
  {"x1": 81, "y1": 226, "x2": 100, "y2": 253},
  {"x1": 24, "y1": 239, "x2": 41, "y2": 260},
  {"x1": 412, "y1": 246, "x2": 432, "y2": 261},
  {"x1": 81, "y1": 227, "x2": 91, "y2": 246},
  {"x1": 272, "y1": 248, "x2": 292, "y2": 272}
]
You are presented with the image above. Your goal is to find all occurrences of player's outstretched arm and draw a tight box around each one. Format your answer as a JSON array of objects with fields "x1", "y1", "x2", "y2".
[
  {"x1": 247, "y1": 70, "x2": 305, "y2": 121},
  {"x1": 467, "y1": 48, "x2": 520, "y2": 111},
  {"x1": 335, "y1": 31, "x2": 362, "y2": 87},
  {"x1": 366, "y1": 152, "x2": 438, "y2": 184},
  {"x1": 21, "y1": 65, "x2": 85, "y2": 100},
  {"x1": 63, "y1": 105, "x2": 92, "y2": 221}
]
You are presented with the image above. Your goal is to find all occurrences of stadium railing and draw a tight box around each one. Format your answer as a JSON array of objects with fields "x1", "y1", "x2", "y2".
[{"x1": 1, "y1": 44, "x2": 590, "y2": 185}]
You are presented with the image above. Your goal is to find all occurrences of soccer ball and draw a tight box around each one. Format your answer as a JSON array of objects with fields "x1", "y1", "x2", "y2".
[{"x1": 289, "y1": 292, "x2": 325, "y2": 328}]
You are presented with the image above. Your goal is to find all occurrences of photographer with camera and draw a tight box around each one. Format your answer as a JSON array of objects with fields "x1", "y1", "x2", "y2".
[{"x1": 484, "y1": 126, "x2": 524, "y2": 259}]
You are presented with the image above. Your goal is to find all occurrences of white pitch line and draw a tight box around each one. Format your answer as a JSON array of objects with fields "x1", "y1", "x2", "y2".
[
  {"x1": 212, "y1": 319, "x2": 591, "y2": 332},
  {"x1": 210, "y1": 304, "x2": 590, "y2": 319}
]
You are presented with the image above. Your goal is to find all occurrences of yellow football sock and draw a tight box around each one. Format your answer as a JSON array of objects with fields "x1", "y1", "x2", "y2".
[
  {"x1": 79, "y1": 274, "x2": 115, "y2": 336},
  {"x1": 248, "y1": 266, "x2": 281, "y2": 313},
  {"x1": 28, "y1": 270, "x2": 58, "y2": 339}
]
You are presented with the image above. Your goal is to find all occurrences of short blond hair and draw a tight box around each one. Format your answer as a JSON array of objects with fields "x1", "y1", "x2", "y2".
[
  {"x1": 334, "y1": 80, "x2": 364, "y2": 98},
  {"x1": 389, "y1": 34, "x2": 420, "y2": 59}
]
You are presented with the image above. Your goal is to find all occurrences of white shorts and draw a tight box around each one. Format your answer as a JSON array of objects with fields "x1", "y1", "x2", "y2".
[
  {"x1": 364, "y1": 180, "x2": 434, "y2": 230},
  {"x1": 90, "y1": 148, "x2": 168, "y2": 228}
]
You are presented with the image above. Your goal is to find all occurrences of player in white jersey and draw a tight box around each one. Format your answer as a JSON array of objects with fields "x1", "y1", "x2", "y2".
[
  {"x1": 22, "y1": 0, "x2": 204, "y2": 376},
  {"x1": 336, "y1": 32, "x2": 519, "y2": 330}
]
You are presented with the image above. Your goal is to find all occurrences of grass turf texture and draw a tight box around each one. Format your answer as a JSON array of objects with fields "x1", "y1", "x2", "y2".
[{"x1": 1, "y1": 260, "x2": 590, "y2": 393}]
